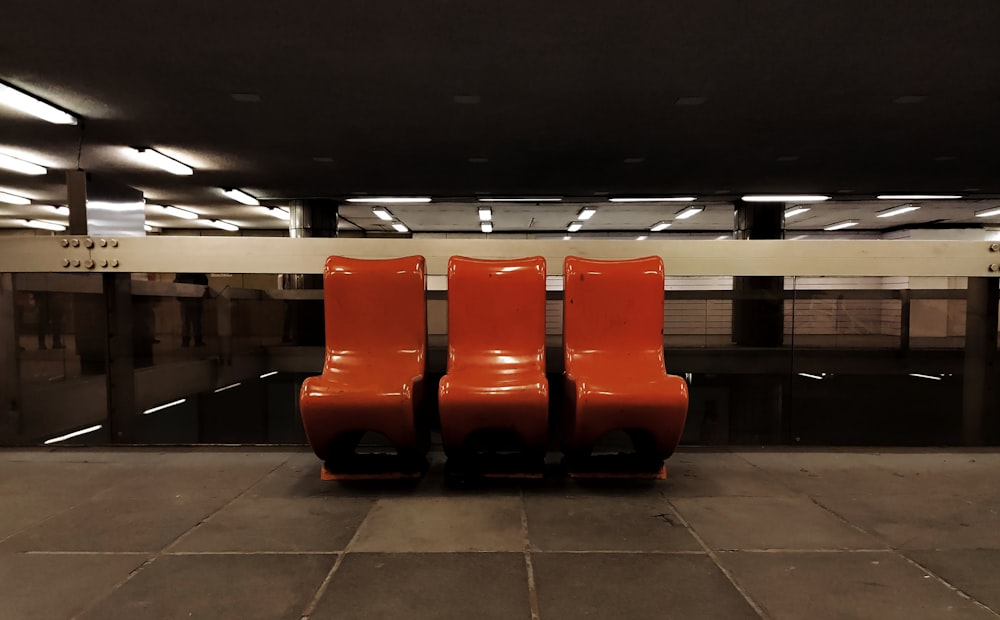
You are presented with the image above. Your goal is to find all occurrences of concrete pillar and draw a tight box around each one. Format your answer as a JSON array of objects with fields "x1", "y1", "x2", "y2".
[
  {"x1": 286, "y1": 199, "x2": 339, "y2": 345},
  {"x1": 732, "y1": 201, "x2": 784, "y2": 347},
  {"x1": 962, "y1": 277, "x2": 999, "y2": 445}
]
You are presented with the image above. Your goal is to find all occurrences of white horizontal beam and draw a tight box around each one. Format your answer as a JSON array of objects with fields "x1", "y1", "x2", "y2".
[{"x1": 0, "y1": 237, "x2": 998, "y2": 277}]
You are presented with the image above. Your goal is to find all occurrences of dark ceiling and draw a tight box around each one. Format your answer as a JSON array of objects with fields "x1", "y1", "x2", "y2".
[{"x1": 2, "y1": 0, "x2": 1000, "y2": 208}]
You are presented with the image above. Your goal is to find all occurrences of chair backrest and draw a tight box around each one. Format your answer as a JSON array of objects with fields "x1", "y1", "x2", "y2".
[
  {"x1": 322, "y1": 255, "x2": 426, "y2": 372},
  {"x1": 563, "y1": 255, "x2": 666, "y2": 372},
  {"x1": 446, "y1": 256, "x2": 546, "y2": 374}
]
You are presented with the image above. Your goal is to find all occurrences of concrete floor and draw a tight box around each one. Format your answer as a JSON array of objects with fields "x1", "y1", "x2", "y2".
[{"x1": 1, "y1": 449, "x2": 998, "y2": 619}]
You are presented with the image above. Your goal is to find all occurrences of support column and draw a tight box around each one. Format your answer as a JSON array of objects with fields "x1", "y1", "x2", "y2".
[
  {"x1": 286, "y1": 200, "x2": 339, "y2": 345},
  {"x1": 732, "y1": 201, "x2": 784, "y2": 347},
  {"x1": 962, "y1": 277, "x2": 999, "y2": 445},
  {"x1": 104, "y1": 272, "x2": 136, "y2": 443},
  {"x1": 0, "y1": 273, "x2": 20, "y2": 442}
]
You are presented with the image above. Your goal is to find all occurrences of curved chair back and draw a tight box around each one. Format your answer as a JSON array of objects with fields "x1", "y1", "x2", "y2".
[
  {"x1": 563, "y1": 255, "x2": 666, "y2": 372},
  {"x1": 446, "y1": 256, "x2": 547, "y2": 374},
  {"x1": 322, "y1": 255, "x2": 426, "y2": 373}
]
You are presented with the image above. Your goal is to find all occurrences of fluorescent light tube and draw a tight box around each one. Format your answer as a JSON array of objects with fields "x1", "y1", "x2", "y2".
[
  {"x1": 133, "y1": 147, "x2": 193, "y2": 175},
  {"x1": 742, "y1": 195, "x2": 830, "y2": 203},
  {"x1": 260, "y1": 371, "x2": 278, "y2": 378},
  {"x1": 675, "y1": 206, "x2": 703, "y2": 220},
  {"x1": 222, "y1": 188, "x2": 259, "y2": 205},
  {"x1": 346, "y1": 197, "x2": 431, "y2": 203},
  {"x1": 877, "y1": 194, "x2": 961, "y2": 200},
  {"x1": 784, "y1": 206, "x2": 811, "y2": 218},
  {"x1": 877, "y1": 204, "x2": 920, "y2": 218},
  {"x1": 143, "y1": 399, "x2": 186, "y2": 415},
  {"x1": 715, "y1": 235, "x2": 730, "y2": 240},
  {"x1": 975, "y1": 207, "x2": 1000, "y2": 218},
  {"x1": 636, "y1": 235, "x2": 648, "y2": 240},
  {"x1": 609, "y1": 197, "x2": 696, "y2": 203},
  {"x1": 790, "y1": 234, "x2": 809, "y2": 240},
  {"x1": 0, "y1": 81, "x2": 78, "y2": 125},
  {"x1": 265, "y1": 207, "x2": 290, "y2": 220},
  {"x1": 824, "y1": 220, "x2": 859, "y2": 231},
  {"x1": 392, "y1": 222, "x2": 409, "y2": 233},
  {"x1": 478, "y1": 207, "x2": 492, "y2": 221},
  {"x1": 372, "y1": 207, "x2": 393, "y2": 221},
  {"x1": 477, "y1": 197, "x2": 562, "y2": 202},
  {"x1": 0, "y1": 190, "x2": 30, "y2": 205},
  {"x1": 909, "y1": 373, "x2": 942, "y2": 381},
  {"x1": 0, "y1": 152, "x2": 47, "y2": 175},
  {"x1": 214, "y1": 382, "x2": 241, "y2": 393},
  {"x1": 577, "y1": 207, "x2": 597, "y2": 220},
  {"x1": 154, "y1": 205, "x2": 198, "y2": 220},
  {"x1": 47, "y1": 205, "x2": 70, "y2": 215},
  {"x1": 567, "y1": 221, "x2": 583, "y2": 232},
  {"x1": 21, "y1": 219, "x2": 66, "y2": 231},
  {"x1": 43, "y1": 424, "x2": 102, "y2": 444},
  {"x1": 481, "y1": 222, "x2": 493, "y2": 233},
  {"x1": 798, "y1": 373, "x2": 824, "y2": 380},
  {"x1": 208, "y1": 219, "x2": 240, "y2": 232},
  {"x1": 650, "y1": 221, "x2": 672, "y2": 232}
]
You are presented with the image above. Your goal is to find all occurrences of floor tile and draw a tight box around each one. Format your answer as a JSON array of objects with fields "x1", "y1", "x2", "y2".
[
  {"x1": 0, "y1": 552, "x2": 147, "y2": 619},
  {"x1": 312, "y1": 553, "x2": 531, "y2": 619},
  {"x1": 670, "y1": 496, "x2": 881, "y2": 550},
  {"x1": 721, "y1": 551, "x2": 996, "y2": 619},
  {"x1": 79, "y1": 553, "x2": 334, "y2": 620},
  {"x1": 351, "y1": 497, "x2": 524, "y2": 552},
  {"x1": 908, "y1": 549, "x2": 1000, "y2": 612},
  {"x1": 663, "y1": 452, "x2": 798, "y2": 497},
  {"x1": 532, "y1": 552, "x2": 759, "y2": 619}
]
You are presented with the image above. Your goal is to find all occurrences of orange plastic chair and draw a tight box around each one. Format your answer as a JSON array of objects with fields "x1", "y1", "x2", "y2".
[
  {"x1": 299, "y1": 255, "x2": 427, "y2": 471},
  {"x1": 563, "y1": 256, "x2": 688, "y2": 465},
  {"x1": 438, "y1": 256, "x2": 549, "y2": 461}
]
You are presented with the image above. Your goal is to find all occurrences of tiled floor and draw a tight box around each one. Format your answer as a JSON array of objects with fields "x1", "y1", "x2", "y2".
[{"x1": 1, "y1": 449, "x2": 999, "y2": 619}]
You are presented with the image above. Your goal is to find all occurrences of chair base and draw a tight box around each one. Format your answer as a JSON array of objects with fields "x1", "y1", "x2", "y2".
[
  {"x1": 320, "y1": 454, "x2": 429, "y2": 481},
  {"x1": 563, "y1": 454, "x2": 667, "y2": 480},
  {"x1": 444, "y1": 452, "x2": 545, "y2": 481}
]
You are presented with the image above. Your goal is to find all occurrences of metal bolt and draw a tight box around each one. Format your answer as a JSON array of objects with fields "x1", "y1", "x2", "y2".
[
  {"x1": 99, "y1": 239, "x2": 107, "y2": 247},
  {"x1": 111, "y1": 259, "x2": 119, "y2": 268},
  {"x1": 991, "y1": 264, "x2": 1000, "y2": 272},
  {"x1": 72, "y1": 259, "x2": 80, "y2": 267},
  {"x1": 71, "y1": 239, "x2": 80, "y2": 247},
  {"x1": 109, "y1": 239, "x2": 118, "y2": 247},
  {"x1": 83, "y1": 238, "x2": 94, "y2": 249},
  {"x1": 62, "y1": 259, "x2": 70, "y2": 268},
  {"x1": 60, "y1": 239, "x2": 70, "y2": 248},
  {"x1": 100, "y1": 259, "x2": 108, "y2": 268},
  {"x1": 84, "y1": 259, "x2": 95, "y2": 269}
]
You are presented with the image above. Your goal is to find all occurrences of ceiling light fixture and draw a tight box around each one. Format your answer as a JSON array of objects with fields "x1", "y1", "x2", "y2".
[
  {"x1": 0, "y1": 190, "x2": 30, "y2": 205},
  {"x1": 372, "y1": 207, "x2": 393, "y2": 221},
  {"x1": 567, "y1": 221, "x2": 583, "y2": 233},
  {"x1": 608, "y1": 197, "x2": 696, "y2": 203},
  {"x1": 909, "y1": 373, "x2": 942, "y2": 381},
  {"x1": 265, "y1": 206, "x2": 290, "y2": 220},
  {"x1": 798, "y1": 373, "x2": 824, "y2": 380},
  {"x1": 477, "y1": 197, "x2": 563, "y2": 202},
  {"x1": 143, "y1": 399, "x2": 186, "y2": 415},
  {"x1": 0, "y1": 81, "x2": 78, "y2": 125},
  {"x1": 877, "y1": 194, "x2": 961, "y2": 200},
  {"x1": 207, "y1": 219, "x2": 240, "y2": 232},
  {"x1": 974, "y1": 207, "x2": 1000, "y2": 218},
  {"x1": 877, "y1": 204, "x2": 920, "y2": 218},
  {"x1": 346, "y1": 197, "x2": 431, "y2": 204},
  {"x1": 715, "y1": 235, "x2": 730, "y2": 240},
  {"x1": 47, "y1": 205, "x2": 70, "y2": 216},
  {"x1": 784, "y1": 206, "x2": 811, "y2": 218},
  {"x1": 20, "y1": 219, "x2": 66, "y2": 231},
  {"x1": 392, "y1": 222, "x2": 409, "y2": 233},
  {"x1": 132, "y1": 147, "x2": 194, "y2": 175},
  {"x1": 650, "y1": 221, "x2": 672, "y2": 232},
  {"x1": 481, "y1": 222, "x2": 493, "y2": 233},
  {"x1": 42, "y1": 424, "x2": 102, "y2": 445},
  {"x1": 742, "y1": 195, "x2": 830, "y2": 203},
  {"x1": 0, "y1": 152, "x2": 47, "y2": 175},
  {"x1": 144, "y1": 224, "x2": 154, "y2": 232},
  {"x1": 222, "y1": 188, "x2": 259, "y2": 205},
  {"x1": 675, "y1": 206, "x2": 704, "y2": 220},
  {"x1": 636, "y1": 235, "x2": 648, "y2": 241},
  {"x1": 478, "y1": 207, "x2": 492, "y2": 221},
  {"x1": 824, "y1": 220, "x2": 859, "y2": 231},
  {"x1": 154, "y1": 205, "x2": 198, "y2": 220},
  {"x1": 578, "y1": 207, "x2": 597, "y2": 220}
]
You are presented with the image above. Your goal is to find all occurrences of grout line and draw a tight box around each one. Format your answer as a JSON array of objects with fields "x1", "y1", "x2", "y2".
[
  {"x1": 665, "y1": 499, "x2": 770, "y2": 620},
  {"x1": 69, "y1": 555, "x2": 158, "y2": 620},
  {"x1": 530, "y1": 549, "x2": 707, "y2": 555},
  {"x1": 25, "y1": 550, "x2": 151, "y2": 556},
  {"x1": 808, "y1": 496, "x2": 1000, "y2": 618},
  {"x1": 519, "y1": 491, "x2": 541, "y2": 620},
  {"x1": 716, "y1": 548, "x2": 889, "y2": 554},
  {"x1": 166, "y1": 550, "x2": 341, "y2": 556},
  {"x1": 299, "y1": 500, "x2": 376, "y2": 619}
]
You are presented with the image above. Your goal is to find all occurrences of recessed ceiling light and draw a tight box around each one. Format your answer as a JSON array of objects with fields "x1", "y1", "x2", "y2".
[
  {"x1": 20, "y1": 219, "x2": 65, "y2": 231},
  {"x1": 742, "y1": 195, "x2": 830, "y2": 203},
  {"x1": 0, "y1": 81, "x2": 78, "y2": 124},
  {"x1": 567, "y1": 221, "x2": 583, "y2": 233},
  {"x1": 877, "y1": 204, "x2": 920, "y2": 218},
  {"x1": 132, "y1": 147, "x2": 193, "y2": 175},
  {"x1": 675, "y1": 96, "x2": 707, "y2": 106},
  {"x1": 478, "y1": 207, "x2": 492, "y2": 221},
  {"x1": 265, "y1": 206, "x2": 290, "y2": 220},
  {"x1": 650, "y1": 221, "x2": 671, "y2": 232},
  {"x1": 636, "y1": 235, "x2": 648, "y2": 240},
  {"x1": 0, "y1": 190, "x2": 30, "y2": 205},
  {"x1": 893, "y1": 95, "x2": 927, "y2": 104},
  {"x1": 453, "y1": 95, "x2": 482, "y2": 105},
  {"x1": 824, "y1": 220, "x2": 859, "y2": 231},
  {"x1": 153, "y1": 205, "x2": 198, "y2": 220},
  {"x1": 974, "y1": 207, "x2": 1000, "y2": 218},
  {"x1": 578, "y1": 207, "x2": 597, "y2": 220},
  {"x1": 481, "y1": 222, "x2": 493, "y2": 233},
  {"x1": 222, "y1": 188, "x2": 259, "y2": 206},
  {"x1": 877, "y1": 194, "x2": 961, "y2": 200},
  {"x1": 467, "y1": 157, "x2": 489, "y2": 164},
  {"x1": 477, "y1": 197, "x2": 562, "y2": 202},
  {"x1": 47, "y1": 205, "x2": 70, "y2": 216},
  {"x1": 609, "y1": 197, "x2": 697, "y2": 203},
  {"x1": 675, "y1": 206, "x2": 703, "y2": 220},
  {"x1": 392, "y1": 222, "x2": 409, "y2": 233},
  {"x1": 623, "y1": 157, "x2": 645, "y2": 164},
  {"x1": 207, "y1": 219, "x2": 240, "y2": 232},
  {"x1": 784, "y1": 206, "x2": 811, "y2": 218},
  {"x1": 372, "y1": 207, "x2": 393, "y2": 221},
  {"x1": 230, "y1": 92, "x2": 261, "y2": 103},
  {"x1": 346, "y1": 197, "x2": 431, "y2": 204},
  {"x1": 0, "y1": 152, "x2": 47, "y2": 175}
]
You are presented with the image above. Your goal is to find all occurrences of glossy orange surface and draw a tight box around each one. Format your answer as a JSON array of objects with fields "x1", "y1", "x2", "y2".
[
  {"x1": 299, "y1": 255, "x2": 427, "y2": 461},
  {"x1": 438, "y1": 256, "x2": 549, "y2": 454},
  {"x1": 563, "y1": 256, "x2": 688, "y2": 460}
]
